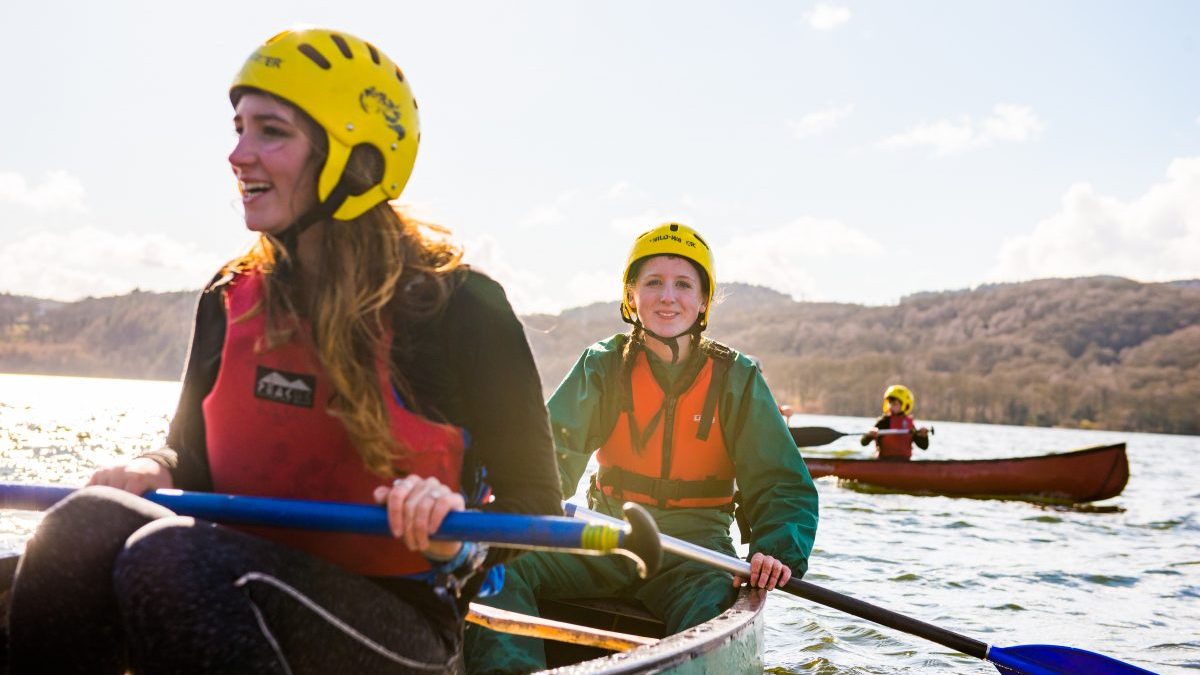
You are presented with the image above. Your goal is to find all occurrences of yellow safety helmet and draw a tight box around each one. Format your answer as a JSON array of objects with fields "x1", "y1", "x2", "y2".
[
  {"x1": 883, "y1": 384, "x2": 914, "y2": 415},
  {"x1": 620, "y1": 223, "x2": 715, "y2": 330},
  {"x1": 231, "y1": 27, "x2": 420, "y2": 221}
]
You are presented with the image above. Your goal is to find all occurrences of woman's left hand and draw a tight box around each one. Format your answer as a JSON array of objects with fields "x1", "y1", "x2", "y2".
[
  {"x1": 734, "y1": 552, "x2": 792, "y2": 590},
  {"x1": 373, "y1": 475, "x2": 465, "y2": 561}
]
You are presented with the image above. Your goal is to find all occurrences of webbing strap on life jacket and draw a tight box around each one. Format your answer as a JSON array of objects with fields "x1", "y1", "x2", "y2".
[
  {"x1": 621, "y1": 332, "x2": 707, "y2": 454},
  {"x1": 619, "y1": 345, "x2": 645, "y2": 453},
  {"x1": 696, "y1": 355, "x2": 731, "y2": 442},
  {"x1": 597, "y1": 465, "x2": 735, "y2": 504},
  {"x1": 628, "y1": 406, "x2": 664, "y2": 453}
]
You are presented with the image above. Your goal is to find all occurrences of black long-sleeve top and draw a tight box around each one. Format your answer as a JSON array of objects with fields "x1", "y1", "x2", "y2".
[{"x1": 148, "y1": 269, "x2": 563, "y2": 571}]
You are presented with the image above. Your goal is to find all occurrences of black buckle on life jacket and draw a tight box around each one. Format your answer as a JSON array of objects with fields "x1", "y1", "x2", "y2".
[
  {"x1": 599, "y1": 466, "x2": 735, "y2": 509},
  {"x1": 596, "y1": 470, "x2": 624, "y2": 500},
  {"x1": 648, "y1": 478, "x2": 681, "y2": 507}
]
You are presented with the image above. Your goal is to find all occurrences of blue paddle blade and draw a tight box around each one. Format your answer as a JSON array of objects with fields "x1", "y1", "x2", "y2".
[{"x1": 989, "y1": 644, "x2": 1158, "y2": 675}]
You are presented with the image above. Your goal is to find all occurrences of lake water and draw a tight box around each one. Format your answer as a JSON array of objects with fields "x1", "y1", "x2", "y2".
[{"x1": 1, "y1": 373, "x2": 1197, "y2": 673}]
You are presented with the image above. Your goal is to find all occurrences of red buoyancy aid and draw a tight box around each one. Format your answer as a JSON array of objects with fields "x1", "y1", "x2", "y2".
[
  {"x1": 877, "y1": 415, "x2": 915, "y2": 460},
  {"x1": 203, "y1": 272, "x2": 466, "y2": 577},
  {"x1": 596, "y1": 350, "x2": 735, "y2": 509}
]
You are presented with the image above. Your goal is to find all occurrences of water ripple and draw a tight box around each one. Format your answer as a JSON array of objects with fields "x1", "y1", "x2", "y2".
[{"x1": 1023, "y1": 515, "x2": 1063, "y2": 523}]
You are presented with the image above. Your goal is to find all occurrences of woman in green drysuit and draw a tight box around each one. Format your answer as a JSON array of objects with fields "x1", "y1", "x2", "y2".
[{"x1": 464, "y1": 222, "x2": 819, "y2": 674}]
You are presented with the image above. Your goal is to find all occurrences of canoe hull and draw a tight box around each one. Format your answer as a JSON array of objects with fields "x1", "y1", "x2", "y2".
[
  {"x1": 540, "y1": 589, "x2": 766, "y2": 674},
  {"x1": 0, "y1": 554, "x2": 763, "y2": 673},
  {"x1": 803, "y1": 443, "x2": 1128, "y2": 502}
]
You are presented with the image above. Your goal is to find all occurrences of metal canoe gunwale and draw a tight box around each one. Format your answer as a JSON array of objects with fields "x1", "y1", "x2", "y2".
[{"x1": 539, "y1": 588, "x2": 767, "y2": 674}]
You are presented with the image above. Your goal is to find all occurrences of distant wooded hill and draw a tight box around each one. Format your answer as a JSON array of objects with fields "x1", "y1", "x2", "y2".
[{"x1": 2, "y1": 276, "x2": 1198, "y2": 435}]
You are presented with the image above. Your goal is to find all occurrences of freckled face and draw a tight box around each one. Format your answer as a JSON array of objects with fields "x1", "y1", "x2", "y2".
[
  {"x1": 628, "y1": 255, "x2": 706, "y2": 338},
  {"x1": 228, "y1": 93, "x2": 319, "y2": 234}
]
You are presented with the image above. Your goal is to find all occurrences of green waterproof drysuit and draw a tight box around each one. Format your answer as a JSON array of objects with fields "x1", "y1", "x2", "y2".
[{"x1": 464, "y1": 334, "x2": 819, "y2": 674}]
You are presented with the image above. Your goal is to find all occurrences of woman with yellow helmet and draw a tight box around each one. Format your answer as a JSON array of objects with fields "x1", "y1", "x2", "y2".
[
  {"x1": 861, "y1": 384, "x2": 932, "y2": 459},
  {"x1": 5, "y1": 27, "x2": 561, "y2": 672},
  {"x1": 464, "y1": 223, "x2": 820, "y2": 673}
]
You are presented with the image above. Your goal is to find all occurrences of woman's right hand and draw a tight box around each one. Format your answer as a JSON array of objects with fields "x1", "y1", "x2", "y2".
[
  {"x1": 373, "y1": 475, "x2": 465, "y2": 561},
  {"x1": 88, "y1": 456, "x2": 174, "y2": 495},
  {"x1": 862, "y1": 429, "x2": 878, "y2": 441}
]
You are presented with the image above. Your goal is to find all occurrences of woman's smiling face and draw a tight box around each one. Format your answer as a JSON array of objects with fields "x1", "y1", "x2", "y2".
[
  {"x1": 628, "y1": 255, "x2": 707, "y2": 338},
  {"x1": 228, "y1": 92, "x2": 320, "y2": 234}
]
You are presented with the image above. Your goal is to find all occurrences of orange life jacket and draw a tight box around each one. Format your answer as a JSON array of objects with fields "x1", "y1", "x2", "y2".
[
  {"x1": 203, "y1": 272, "x2": 466, "y2": 577},
  {"x1": 596, "y1": 345, "x2": 735, "y2": 509},
  {"x1": 877, "y1": 415, "x2": 915, "y2": 460}
]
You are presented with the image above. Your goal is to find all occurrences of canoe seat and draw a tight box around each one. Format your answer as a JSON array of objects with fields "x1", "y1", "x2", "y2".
[{"x1": 538, "y1": 597, "x2": 665, "y2": 667}]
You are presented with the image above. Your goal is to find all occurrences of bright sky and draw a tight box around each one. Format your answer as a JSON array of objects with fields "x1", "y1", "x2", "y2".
[{"x1": 2, "y1": 2, "x2": 1198, "y2": 314}]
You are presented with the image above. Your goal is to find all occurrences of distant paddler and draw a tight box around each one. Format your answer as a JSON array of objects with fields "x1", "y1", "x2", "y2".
[{"x1": 861, "y1": 384, "x2": 931, "y2": 460}]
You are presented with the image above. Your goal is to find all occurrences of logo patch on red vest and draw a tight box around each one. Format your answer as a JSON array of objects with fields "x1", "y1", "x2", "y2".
[{"x1": 254, "y1": 366, "x2": 316, "y2": 408}]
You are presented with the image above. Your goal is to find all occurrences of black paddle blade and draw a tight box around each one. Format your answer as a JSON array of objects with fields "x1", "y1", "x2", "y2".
[{"x1": 789, "y1": 426, "x2": 851, "y2": 447}]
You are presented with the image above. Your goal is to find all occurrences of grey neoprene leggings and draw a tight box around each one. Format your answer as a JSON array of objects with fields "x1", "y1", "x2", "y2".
[{"x1": 6, "y1": 486, "x2": 461, "y2": 674}]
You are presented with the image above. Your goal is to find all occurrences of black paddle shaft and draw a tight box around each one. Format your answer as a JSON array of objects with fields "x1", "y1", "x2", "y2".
[
  {"x1": 786, "y1": 578, "x2": 988, "y2": 659},
  {"x1": 789, "y1": 425, "x2": 934, "y2": 448}
]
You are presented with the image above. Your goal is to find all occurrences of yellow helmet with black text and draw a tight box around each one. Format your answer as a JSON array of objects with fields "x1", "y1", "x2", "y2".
[
  {"x1": 231, "y1": 27, "x2": 420, "y2": 221},
  {"x1": 883, "y1": 384, "x2": 914, "y2": 415},
  {"x1": 620, "y1": 223, "x2": 715, "y2": 330}
]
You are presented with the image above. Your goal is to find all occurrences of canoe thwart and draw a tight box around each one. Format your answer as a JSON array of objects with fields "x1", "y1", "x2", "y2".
[{"x1": 467, "y1": 603, "x2": 656, "y2": 652}]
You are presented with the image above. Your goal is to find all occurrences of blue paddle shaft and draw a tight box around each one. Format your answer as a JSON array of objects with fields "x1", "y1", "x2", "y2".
[{"x1": 0, "y1": 484, "x2": 622, "y2": 551}]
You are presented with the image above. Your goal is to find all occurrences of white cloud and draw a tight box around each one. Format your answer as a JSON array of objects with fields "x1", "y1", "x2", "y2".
[
  {"x1": 609, "y1": 210, "x2": 692, "y2": 238},
  {"x1": 993, "y1": 156, "x2": 1200, "y2": 282},
  {"x1": 0, "y1": 227, "x2": 222, "y2": 300},
  {"x1": 395, "y1": 200, "x2": 441, "y2": 223},
  {"x1": 605, "y1": 181, "x2": 631, "y2": 199},
  {"x1": 718, "y1": 218, "x2": 884, "y2": 300},
  {"x1": 804, "y1": 3, "x2": 852, "y2": 30},
  {"x1": 980, "y1": 105, "x2": 1044, "y2": 143},
  {"x1": 566, "y1": 269, "x2": 615, "y2": 308},
  {"x1": 0, "y1": 170, "x2": 87, "y2": 214},
  {"x1": 789, "y1": 104, "x2": 855, "y2": 139},
  {"x1": 517, "y1": 189, "x2": 580, "y2": 228},
  {"x1": 881, "y1": 104, "x2": 1045, "y2": 157},
  {"x1": 460, "y1": 234, "x2": 556, "y2": 315},
  {"x1": 520, "y1": 205, "x2": 564, "y2": 228}
]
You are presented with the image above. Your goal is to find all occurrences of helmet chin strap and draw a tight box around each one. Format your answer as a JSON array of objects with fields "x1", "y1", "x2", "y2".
[
  {"x1": 636, "y1": 320, "x2": 703, "y2": 365},
  {"x1": 271, "y1": 183, "x2": 352, "y2": 280}
]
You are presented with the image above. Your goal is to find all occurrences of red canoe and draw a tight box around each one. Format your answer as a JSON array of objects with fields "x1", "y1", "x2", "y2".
[{"x1": 802, "y1": 443, "x2": 1128, "y2": 503}]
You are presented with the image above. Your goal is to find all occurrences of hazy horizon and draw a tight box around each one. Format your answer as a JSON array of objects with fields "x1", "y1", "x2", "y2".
[{"x1": 6, "y1": 272, "x2": 1198, "y2": 315}]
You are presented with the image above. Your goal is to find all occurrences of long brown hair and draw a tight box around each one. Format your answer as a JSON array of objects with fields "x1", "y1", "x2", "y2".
[{"x1": 220, "y1": 94, "x2": 462, "y2": 477}]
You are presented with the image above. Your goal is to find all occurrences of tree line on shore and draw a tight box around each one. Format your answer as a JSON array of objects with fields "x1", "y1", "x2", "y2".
[{"x1": 2, "y1": 276, "x2": 1197, "y2": 435}]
